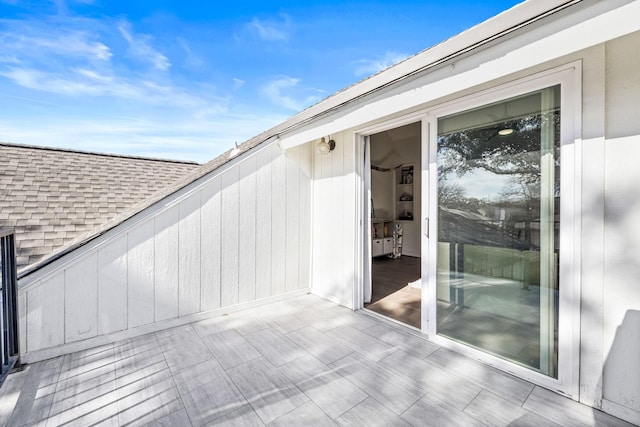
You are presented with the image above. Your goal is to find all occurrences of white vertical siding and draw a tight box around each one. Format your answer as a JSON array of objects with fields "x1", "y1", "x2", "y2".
[
  {"x1": 239, "y1": 157, "x2": 257, "y2": 303},
  {"x1": 26, "y1": 273, "x2": 64, "y2": 352},
  {"x1": 578, "y1": 44, "x2": 606, "y2": 408},
  {"x1": 200, "y1": 177, "x2": 222, "y2": 311},
  {"x1": 285, "y1": 146, "x2": 301, "y2": 292},
  {"x1": 221, "y1": 167, "x2": 240, "y2": 307},
  {"x1": 97, "y1": 235, "x2": 128, "y2": 334},
  {"x1": 271, "y1": 146, "x2": 287, "y2": 295},
  {"x1": 179, "y1": 194, "x2": 202, "y2": 315},
  {"x1": 310, "y1": 132, "x2": 356, "y2": 307},
  {"x1": 299, "y1": 145, "x2": 312, "y2": 290},
  {"x1": 602, "y1": 31, "x2": 640, "y2": 419},
  {"x1": 255, "y1": 148, "x2": 273, "y2": 298},
  {"x1": 127, "y1": 219, "x2": 155, "y2": 328},
  {"x1": 18, "y1": 141, "x2": 312, "y2": 363},
  {"x1": 154, "y1": 205, "x2": 179, "y2": 322},
  {"x1": 64, "y1": 253, "x2": 98, "y2": 342}
]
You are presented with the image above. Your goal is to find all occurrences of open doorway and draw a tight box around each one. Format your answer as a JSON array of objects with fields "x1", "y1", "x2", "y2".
[{"x1": 365, "y1": 121, "x2": 422, "y2": 329}]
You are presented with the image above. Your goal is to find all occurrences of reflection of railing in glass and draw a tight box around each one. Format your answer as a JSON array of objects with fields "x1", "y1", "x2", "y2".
[{"x1": 436, "y1": 85, "x2": 561, "y2": 377}]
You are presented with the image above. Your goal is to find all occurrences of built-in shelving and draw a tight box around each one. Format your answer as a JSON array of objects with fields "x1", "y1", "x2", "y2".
[{"x1": 396, "y1": 164, "x2": 414, "y2": 221}]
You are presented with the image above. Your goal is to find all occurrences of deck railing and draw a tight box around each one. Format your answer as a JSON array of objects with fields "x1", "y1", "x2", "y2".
[{"x1": 0, "y1": 228, "x2": 19, "y2": 387}]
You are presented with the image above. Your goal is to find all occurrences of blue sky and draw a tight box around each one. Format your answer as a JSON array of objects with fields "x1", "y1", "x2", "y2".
[{"x1": 0, "y1": 0, "x2": 522, "y2": 163}]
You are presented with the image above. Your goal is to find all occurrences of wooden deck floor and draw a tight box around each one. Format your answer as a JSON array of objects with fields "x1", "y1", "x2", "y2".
[
  {"x1": 0, "y1": 294, "x2": 633, "y2": 426},
  {"x1": 366, "y1": 256, "x2": 421, "y2": 328}
]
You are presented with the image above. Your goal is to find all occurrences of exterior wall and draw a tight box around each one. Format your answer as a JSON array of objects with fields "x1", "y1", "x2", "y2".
[
  {"x1": 310, "y1": 132, "x2": 358, "y2": 307},
  {"x1": 601, "y1": 31, "x2": 640, "y2": 422},
  {"x1": 17, "y1": 142, "x2": 312, "y2": 363}
]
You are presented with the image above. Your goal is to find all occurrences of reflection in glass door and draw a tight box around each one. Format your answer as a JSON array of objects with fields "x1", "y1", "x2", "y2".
[{"x1": 435, "y1": 86, "x2": 560, "y2": 377}]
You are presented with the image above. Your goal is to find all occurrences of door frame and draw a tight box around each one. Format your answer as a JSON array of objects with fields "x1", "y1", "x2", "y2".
[
  {"x1": 425, "y1": 62, "x2": 582, "y2": 398},
  {"x1": 353, "y1": 61, "x2": 581, "y2": 398},
  {"x1": 353, "y1": 112, "x2": 429, "y2": 330}
]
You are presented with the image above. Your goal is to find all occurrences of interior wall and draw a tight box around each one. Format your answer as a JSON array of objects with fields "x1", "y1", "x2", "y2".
[
  {"x1": 17, "y1": 142, "x2": 312, "y2": 363},
  {"x1": 370, "y1": 169, "x2": 393, "y2": 220},
  {"x1": 370, "y1": 123, "x2": 422, "y2": 257}
]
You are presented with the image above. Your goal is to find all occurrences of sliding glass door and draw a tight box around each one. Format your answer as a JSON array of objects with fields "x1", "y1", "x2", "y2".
[{"x1": 433, "y1": 86, "x2": 561, "y2": 377}]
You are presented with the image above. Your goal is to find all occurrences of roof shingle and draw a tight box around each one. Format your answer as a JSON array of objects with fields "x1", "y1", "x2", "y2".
[{"x1": 0, "y1": 142, "x2": 200, "y2": 272}]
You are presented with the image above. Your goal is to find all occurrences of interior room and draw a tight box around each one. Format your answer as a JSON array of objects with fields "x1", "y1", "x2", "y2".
[{"x1": 366, "y1": 121, "x2": 422, "y2": 329}]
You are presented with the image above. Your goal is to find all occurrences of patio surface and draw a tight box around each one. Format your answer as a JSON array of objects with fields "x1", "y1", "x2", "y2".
[{"x1": 0, "y1": 294, "x2": 633, "y2": 426}]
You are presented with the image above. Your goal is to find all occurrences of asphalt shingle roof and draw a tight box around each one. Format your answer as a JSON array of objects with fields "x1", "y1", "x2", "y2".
[{"x1": 0, "y1": 142, "x2": 200, "y2": 272}]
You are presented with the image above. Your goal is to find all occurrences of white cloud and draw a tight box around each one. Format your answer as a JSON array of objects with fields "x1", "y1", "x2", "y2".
[
  {"x1": 261, "y1": 76, "x2": 323, "y2": 111},
  {"x1": 0, "y1": 66, "x2": 213, "y2": 109},
  {"x1": 0, "y1": 109, "x2": 286, "y2": 163},
  {"x1": 249, "y1": 14, "x2": 291, "y2": 42},
  {"x1": 262, "y1": 76, "x2": 302, "y2": 110},
  {"x1": 353, "y1": 51, "x2": 409, "y2": 77},
  {"x1": 0, "y1": 54, "x2": 20, "y2": 64},
  {"x1": 0, "y1": 28, "x2": 112, "y2": 61},
  {"x1": 118, "y1": 21, "x2": 170, "y2": 71},
  {"x1": 177, "y1": 37, "x2": 204, "y2": 69},
  {"x1": 232, "y1": 78, "x2": 245, "y2": 90}
]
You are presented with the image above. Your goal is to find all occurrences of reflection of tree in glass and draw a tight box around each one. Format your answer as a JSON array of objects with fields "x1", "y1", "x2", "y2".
[
  {"x1": 437, "y1": 111, "x2": 560, "y2": 249},
  {"x1": 437, "y1": 112, "x2": 560, "y2": 186}
]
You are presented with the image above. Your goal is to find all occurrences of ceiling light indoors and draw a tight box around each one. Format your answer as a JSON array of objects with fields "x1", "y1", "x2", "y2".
[
  {"x1": 498, "y1": 128, "x2": 514, "y2": 136},
  {"x1": 317, "y1": 136, "x2": 336, "y2": 154}
]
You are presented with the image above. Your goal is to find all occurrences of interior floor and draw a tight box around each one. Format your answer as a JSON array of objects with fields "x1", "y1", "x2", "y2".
[{"x1": 366, "y1": 256, "x2": 421, "y2": 329}]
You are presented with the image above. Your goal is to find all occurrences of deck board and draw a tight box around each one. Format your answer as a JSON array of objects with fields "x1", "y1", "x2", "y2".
[{"x1": 0, "y1": 294, "x2": 633, "y2": 427}]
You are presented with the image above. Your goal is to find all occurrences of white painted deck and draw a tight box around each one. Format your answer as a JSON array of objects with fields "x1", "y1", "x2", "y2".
[{"x1": 0, "y1": 294, "x2": 633, "y2": 426}]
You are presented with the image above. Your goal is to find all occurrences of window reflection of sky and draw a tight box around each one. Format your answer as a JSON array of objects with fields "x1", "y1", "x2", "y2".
[{"x1": 443, "y1": 168, "x2": 512, "y2": 201}]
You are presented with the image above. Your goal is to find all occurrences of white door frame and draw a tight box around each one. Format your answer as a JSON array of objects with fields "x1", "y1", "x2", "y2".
[
  {"x1": 353, "y1": 113, "x2": 429, "y2": 324},
  {"x1": 425, "y1": 62, "x2": 582, "y2": 398},
  {"x1": 353, "y1": 61, "x2": 581, "y2": 399}
]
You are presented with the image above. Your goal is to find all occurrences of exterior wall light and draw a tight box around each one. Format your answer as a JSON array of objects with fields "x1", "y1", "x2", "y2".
[{"x1": 317, "y1": 137, "x2": 336, "y2": 154}]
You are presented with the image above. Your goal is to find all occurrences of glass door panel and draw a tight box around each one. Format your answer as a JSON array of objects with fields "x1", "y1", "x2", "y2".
[{"x1": 435, "y1": 86, "x2": 560, "y2": 377}]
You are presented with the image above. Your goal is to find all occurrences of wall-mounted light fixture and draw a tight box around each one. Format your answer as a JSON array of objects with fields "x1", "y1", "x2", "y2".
[
  {"x1": 317, "y1": 136, "x2": 336, "y2": 154},
  {"x1": 498, "y1": 128, "x2": 514, "y2": 136}
]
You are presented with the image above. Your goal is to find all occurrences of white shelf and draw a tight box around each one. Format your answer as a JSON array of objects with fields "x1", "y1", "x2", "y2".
[{"x1": 396, "y1": 164, "x2": 415, "y2": 222}]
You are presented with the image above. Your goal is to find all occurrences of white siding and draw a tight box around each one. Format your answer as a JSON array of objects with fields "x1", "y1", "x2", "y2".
[
  {"x1": 601, "y1": 31, "x2": 640, "y2": 420},
  {"x1": 285, "y1": 146, "x2": 301, "y2": 293},
  {"x1": 239, "y1": 156, "x2": 257, "y2": 303},
  {"x1": 18, "y1": 142, "x2": 312, "y2": 363},
  {"x1": 128, "y1": 219, "x2": 155, "y2": 328},
  {"x1": 200, "y1": 177, "x2": 222, "y2": 311},
  {"x1": 179, "y1": 195, "x2": 202, "y2": 315},
  {"x1": 97, "y1": 235, "x2": 128, "y2": 334},
  {"x1": 221, "y1": 167, "x2": 240, "y2": 307},
  {"x1": 255, "y1": 148, "x2": 273, "y2": 298},
  {"x1": 64, "y1": 253, "x2": 98, "y2": 343},
  {"x1": 311, "y1": 132, "x2": 357, "y2": 307},
  {"x1": 26, "y1": 273, "x2": 64, "y2": 352},
  {"x1": 271, "y1": 146, "x2": 287, "y2": 295},
  {"x1": 154, "y1": 205, "x2": 179, "y2": 321}
]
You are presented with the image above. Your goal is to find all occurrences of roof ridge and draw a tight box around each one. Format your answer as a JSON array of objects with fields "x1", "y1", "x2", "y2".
[{"x1": 0, "y1": 141, "x2": 200, "y2": 165}]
